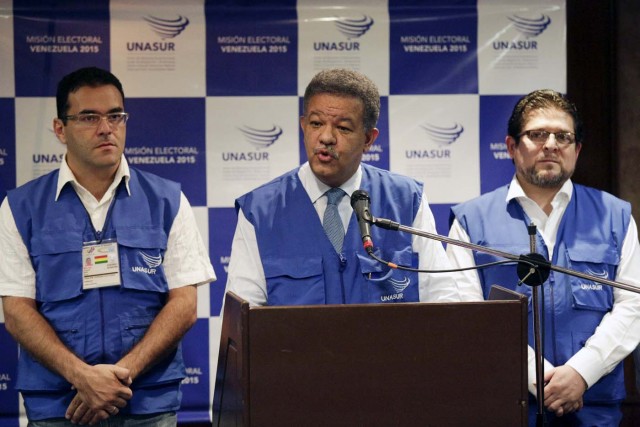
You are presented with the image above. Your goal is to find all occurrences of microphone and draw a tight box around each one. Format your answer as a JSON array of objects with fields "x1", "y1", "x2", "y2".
[{"x1": 350, "y1": 189, "x2": 374, "y2": 253}]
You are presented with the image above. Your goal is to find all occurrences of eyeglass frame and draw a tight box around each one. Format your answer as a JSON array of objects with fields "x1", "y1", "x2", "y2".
[
  {"x1": 517, "y1": 129, "x2": 577, "y2": 146},
  {"x1": 62, "y1": 112, "x2": 130, "y2": 127}
]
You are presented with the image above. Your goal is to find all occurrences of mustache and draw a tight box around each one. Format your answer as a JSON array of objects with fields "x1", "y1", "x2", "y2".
[{"x1": 313, "y1": 145, "x2": 339, "y2": 160}]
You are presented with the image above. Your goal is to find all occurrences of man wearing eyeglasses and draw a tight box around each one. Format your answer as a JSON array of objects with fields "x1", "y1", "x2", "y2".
[
  {"x1": 0, "y1": 67, "x2": 216, "y2": 426},
  {"x1": 447, "y1": 89, "x2": 640, "y2": 426}
]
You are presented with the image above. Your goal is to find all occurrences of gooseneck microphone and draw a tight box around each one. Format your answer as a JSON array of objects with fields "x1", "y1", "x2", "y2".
[{"x1": 350, "y1": 189, "x2": 374, "y2": 253}]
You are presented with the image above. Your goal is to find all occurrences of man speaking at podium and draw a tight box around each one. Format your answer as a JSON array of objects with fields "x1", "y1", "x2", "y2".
[
  {"x1": 225, "y1": 68, "x2": 460, "y2": 306},
  {"x1": 447, "y1": 89, "x2": 640, "y2": 426}
]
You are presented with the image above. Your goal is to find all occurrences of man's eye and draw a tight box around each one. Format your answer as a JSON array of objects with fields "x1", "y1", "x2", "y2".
[
  {"x1": 530, "y1": 131, "x2": 546, "y2": 139},
  {"x1": 80, "y1": 115, "x2": 99, "y2": 123}
]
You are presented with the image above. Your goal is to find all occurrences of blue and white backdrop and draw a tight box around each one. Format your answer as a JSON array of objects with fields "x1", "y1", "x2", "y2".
[{"x1": 0, "y1": 0, "x2": 565, "y2": 423}]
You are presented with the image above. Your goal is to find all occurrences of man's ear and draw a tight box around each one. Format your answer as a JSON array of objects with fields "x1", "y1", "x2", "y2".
[
  {"x1": 363, "y1": 128, "x2": 379, "y2": 152},
  {"x1": 53, "y1": 118, "x2": 67, "y2": 145}
]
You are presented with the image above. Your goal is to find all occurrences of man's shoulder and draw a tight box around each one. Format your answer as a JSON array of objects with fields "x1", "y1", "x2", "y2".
[
  {"x1": 238, "y1": 168, "x2": 299, "y2": 199},
  {"x1": 7, "y1": 169, "x2": 59, "y2": 199},
  {"x1": 361, "y1": 163, "x2": 422, "y2": 189},
  {"x1": 573, "y1": 183, "x2": 631, "y2": 211},
  {"x1": 129, "y1": 167, "x2": 182, "y2": 195},
  {"x1": 130, "y1": 166, "x2": 178, "y2": 185},
  {"x1": 454, "y1": 184, "x2": 508, "y2": 209}
]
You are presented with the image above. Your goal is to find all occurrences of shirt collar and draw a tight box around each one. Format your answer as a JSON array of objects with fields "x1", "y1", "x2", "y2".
[
  {"x1": 55, "y1": 154, "x2": 131, "y2": 201},
  {"x1": 298, "y1": 162, "x2": 362, "y2": 204},
  {"x1": 505, "y1": 174, "x2": 573, "y2": 207}
]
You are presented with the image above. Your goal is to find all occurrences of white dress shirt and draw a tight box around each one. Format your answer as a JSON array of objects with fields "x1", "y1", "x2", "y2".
[
  {"x1": 447, "y1": 176, "x2": 640, "y2": 393},
  {"x1": 225, "y1": 162, "x2": 460, "y2": 307},
  {"x1": 0, "y1": 155, "x2": 216, "y2": 299}
]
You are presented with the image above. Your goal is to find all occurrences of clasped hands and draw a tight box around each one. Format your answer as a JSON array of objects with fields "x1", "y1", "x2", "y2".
[
  {"x1": 540, "y1": 365, "x2": 588, "y2": 417},
  {"x1": 65, "y1": 364, "x2": 133, "y2": 425}
]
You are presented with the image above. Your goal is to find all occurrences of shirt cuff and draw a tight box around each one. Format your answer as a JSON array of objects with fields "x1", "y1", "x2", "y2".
[{"x1": 565, "y1": 347, "x2": 605, "y2": 389}]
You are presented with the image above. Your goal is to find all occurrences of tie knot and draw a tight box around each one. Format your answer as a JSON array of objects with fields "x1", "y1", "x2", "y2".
[{"x1": 325, "y1": 188, "x2": 344, "y2": 205}]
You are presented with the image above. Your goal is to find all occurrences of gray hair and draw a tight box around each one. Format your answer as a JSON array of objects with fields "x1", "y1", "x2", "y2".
[{"x1": 303, "y1": 68, "x2": 380, "y2": 132}]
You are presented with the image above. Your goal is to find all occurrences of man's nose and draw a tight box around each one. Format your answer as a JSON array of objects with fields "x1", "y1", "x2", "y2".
[
  {"x1": 319, "y1": 125, "x2": 336, "y2": 145},
  {"x1": 96, "y1": 116, "x2": 113, "y2": 134}
]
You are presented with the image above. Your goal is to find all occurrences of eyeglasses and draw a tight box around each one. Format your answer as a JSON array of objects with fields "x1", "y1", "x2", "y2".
[
  {"x1": 518, "y1": 129, "x2": 576, "y2": 146},
  {"x1": 63, "y1": 112, "x2": 129, "y2": 127}
]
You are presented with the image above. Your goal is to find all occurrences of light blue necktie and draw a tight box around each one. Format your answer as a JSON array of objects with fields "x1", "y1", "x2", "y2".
[{"x1": 323, "y1": 188, "x2": 346, "y2": 253}]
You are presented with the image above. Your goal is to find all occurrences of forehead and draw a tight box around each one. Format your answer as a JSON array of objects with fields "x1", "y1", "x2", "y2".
[
  {"x1": 306, "y1": 93, "x2": 364, "y2": 120},
  {"x1": 523, "y1": 107, "x2": 575, "y2": 130},
  {"x1": 67, "y1": 85, "x2": 123, "y2": 111}
]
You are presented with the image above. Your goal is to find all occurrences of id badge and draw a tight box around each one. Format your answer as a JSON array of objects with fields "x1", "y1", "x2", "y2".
[{"x1": 82, "y1": 239, "x2": 121, "y2": 290}]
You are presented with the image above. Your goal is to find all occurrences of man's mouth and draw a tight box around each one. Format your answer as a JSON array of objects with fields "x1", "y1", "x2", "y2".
[{"x1": 314, "y1": 145, "x2": 339, "y2": 160}]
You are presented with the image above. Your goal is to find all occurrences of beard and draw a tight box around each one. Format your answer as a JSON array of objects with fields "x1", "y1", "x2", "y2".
[{"x1": 519, "y1": 164, "x2": 572, "y2": 189}]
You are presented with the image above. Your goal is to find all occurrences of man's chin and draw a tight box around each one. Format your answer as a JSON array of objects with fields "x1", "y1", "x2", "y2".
[{"x1": 532, "y1": 172, "x2": 568, "y2": 188}]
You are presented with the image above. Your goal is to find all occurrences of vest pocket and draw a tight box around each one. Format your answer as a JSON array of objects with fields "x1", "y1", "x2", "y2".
[
  {"x1": 30, "y1": 231, "x2": 84, "y2": 302},
  {"x1": 357, "y1": 249, "x2": 419, "y2": 303},
  {"x1": 263, "y1": 256, "x2": 325, "y2": 305},
  {"x1": 121, "y1": 314, "x2": 156, "y2": 349},
  {"x1": 120, "y1": 314, "x2": 186, "y2": 386},
  {"x1": 117, "y1": 227, "x2": 169, "y2": 293},
  {"x1": 566, "y1": 247, "x2": 617, "y2": 312},
  {"x1": 16, "y1": 318, "x2": 84, "y2": 391}
]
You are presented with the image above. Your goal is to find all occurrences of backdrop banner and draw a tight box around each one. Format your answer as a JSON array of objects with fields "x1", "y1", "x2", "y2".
[{"x1": 0, "y1": 0, "x2": 566, "y2": 424}]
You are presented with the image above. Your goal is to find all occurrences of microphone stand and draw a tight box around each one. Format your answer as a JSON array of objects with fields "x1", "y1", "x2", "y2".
[
  {"x1": 371, "y1": 216, "x2": 640, "y2": 294},
  {"x1": 369, "y1": 215, "x2": 640, "y2": 426},
  {"x1": 526, "y1": 223, "x2": 546, "y2": 427}
]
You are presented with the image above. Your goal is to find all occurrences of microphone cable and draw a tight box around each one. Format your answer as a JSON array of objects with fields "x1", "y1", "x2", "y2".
[{"x1": 365, "y1": 249, "x2": 548, "y2": 287}]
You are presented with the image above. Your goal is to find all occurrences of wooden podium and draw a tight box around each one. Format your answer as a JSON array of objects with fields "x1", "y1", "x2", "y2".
[{"x1": 213, "y1": 288, "x2": 527, "y2": 426}]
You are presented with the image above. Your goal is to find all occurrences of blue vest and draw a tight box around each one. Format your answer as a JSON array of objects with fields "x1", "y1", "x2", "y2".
[
  {"x1": 236, "y1": 164, "x2": 423, "y2": 305},
  {"x1": 7, "y1": 168, "x2": 185, "y2": 419},
  {"x1": 451, "y1": 184, "x2": 631, "y2": 404}
]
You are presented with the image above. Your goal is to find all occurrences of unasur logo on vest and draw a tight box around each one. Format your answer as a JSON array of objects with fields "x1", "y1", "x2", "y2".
[
  {"x1": 131, "y1": 251, "x2": 163, "y2": 275},
  {"x1": 579, "y1": 267, "x2": 608, "y2": 291},
  {"x1": 493, "y1": 14, "x2": 551, "y2": 51},
  {"x1": 221, "y1": 125, "x2": 283, "y2": 162},
  {"x1": 313, "y1": 15, "x2": 374, "y2": 52},
  {"x1": 405, "y1": 122, "x2": 464, "y2": 160},
  {"x1": 127, "y1": 15, "x2": 190, "y2": 52},
  {"x1": 381, "y1": 277, "x2": 411, "y2": 302}
]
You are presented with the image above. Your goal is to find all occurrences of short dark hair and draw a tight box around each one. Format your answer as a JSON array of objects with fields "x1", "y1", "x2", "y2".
[
  {"x1": 56, "y1": 67, "x2": 125, "y2": 123},
  {"x1": 507, "y1": 89, "x2": 584, "y2": 144},
  {"x1": 303, "y1": 68, "x2": 380, "y2": 132}
]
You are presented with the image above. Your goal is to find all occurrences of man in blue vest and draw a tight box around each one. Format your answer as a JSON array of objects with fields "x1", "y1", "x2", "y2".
[
  {"x1": 447, "y1": 89, "x2": 640, "y2": 426},
  {"x1": 0, "y1": 67, "x2": 216, "y2": 426},
  {"x1": 225, "y1": 68, "x2": 460, "y2": 306}
]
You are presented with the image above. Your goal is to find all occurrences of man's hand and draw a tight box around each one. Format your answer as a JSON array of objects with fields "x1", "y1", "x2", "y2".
[
  {"x1": 65, "y1": 395, "x2": 110, "y2": 426},
  {"x1": 65, "y1": 364, "x2": 132, "y2": 424},
  {"x1": 542, "y1": 365, "x2": 587, "y2": 416},
  {"x1": 65, "y1": 363, "x2": 132, "y2": 423}
]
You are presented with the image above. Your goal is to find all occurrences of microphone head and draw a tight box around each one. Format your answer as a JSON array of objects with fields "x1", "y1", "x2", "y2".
[{"x1": 350, "y1": 189, "x2": 370, "y2": 209}]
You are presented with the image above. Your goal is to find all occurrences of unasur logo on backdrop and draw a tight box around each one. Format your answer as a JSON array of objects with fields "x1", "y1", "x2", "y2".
[
  {"x1": 313, "y1": 14, "x2": 374, "y2": 51},
  {"x1": 406, "y1": 122, "x2": 464, "y2": 159},
  {"x1": 508, "y1": 14, "x2": 551, "y2": 37},
  {"x1": 127, "y1": 15, "x2": 190, "y2": 52},
  {"x1": 334, "y1": 15, "x2": 375, "y2": 39},
  {"x1": 143, "y1": 15, "x2": 190, "y2": 39},
  {"x1": 238, "y1": 125, "x2": 283, "y2": 149},
  {"x1": 421, "y1": 123, "x2": 464, "y2": 146},
  {"x1": 221, "y1": 125, "x2": 283, "y2": 161},
  {"x1": 493, "y1": 14, "x2": 551, "y2": 51}
]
